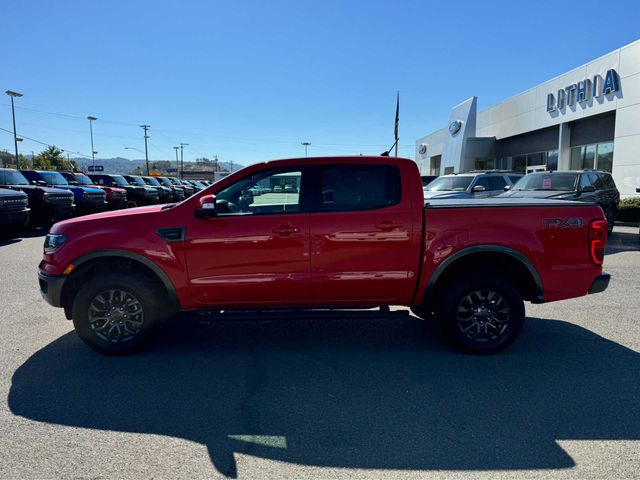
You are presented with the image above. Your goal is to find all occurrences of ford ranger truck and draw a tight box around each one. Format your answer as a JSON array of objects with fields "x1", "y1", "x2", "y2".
[{"x1": 37, "y1": 156, "x2": 610, "y2": 355}]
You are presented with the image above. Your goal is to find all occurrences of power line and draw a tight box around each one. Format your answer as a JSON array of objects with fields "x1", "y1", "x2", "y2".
[{"x1": 0, "y1": 126, "x2": 92, "y2": 158}]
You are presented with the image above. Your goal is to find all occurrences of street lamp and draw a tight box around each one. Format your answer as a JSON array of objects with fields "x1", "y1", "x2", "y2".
[
  {"x1": 5, "y1": 90, "x2": 23, "y2": 166},
  {"x1": 301, "y1": 141, "x2": 311, "y2": 157},
  {"x1": 179, "y1": 143, "x2": 188, "y2": 179},
  {"x1": 87, "y1": 116, "x2": 97, "y2": 172},
  {"x1": 125, "y1": 146, "x2": 145, "y2": 155}
]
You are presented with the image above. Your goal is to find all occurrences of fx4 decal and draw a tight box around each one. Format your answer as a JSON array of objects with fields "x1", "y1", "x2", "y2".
[{"x1": 544, "y1": 217, "x2": 584, "y2": 229}]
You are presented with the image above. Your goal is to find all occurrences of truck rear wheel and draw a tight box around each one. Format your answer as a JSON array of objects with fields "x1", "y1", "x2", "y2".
[
  {"x1": 71, "y1": 273, "x2": 164, "y2": 355},
  {"x1": 438, "y1": 275, "x2": 524, "y2": 354}
]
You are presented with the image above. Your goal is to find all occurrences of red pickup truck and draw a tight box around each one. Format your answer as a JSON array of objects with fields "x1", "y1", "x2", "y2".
[{"x1": 38, "y1": 156, "x2": 610, "y2": 355}]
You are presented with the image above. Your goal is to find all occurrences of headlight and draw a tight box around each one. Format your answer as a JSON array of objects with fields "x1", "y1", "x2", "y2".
[{"x1": 44, "y1": 234, "x2": 67, "y2": 253}]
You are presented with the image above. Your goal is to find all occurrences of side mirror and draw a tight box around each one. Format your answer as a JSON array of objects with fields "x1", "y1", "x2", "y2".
[
  {"x1": 581, "y1": 185, "x2": 596, "y2": 193},
  {"x1": 504, "y1": 185, "x2": 512, "y2": 191},
  {"x1": 195, "y1": 194, "x2": 217, "y2": 219},
  {"x1": 69, "y1": 181, "x2": 79, "y2": 186},
  {"x1": 36, "y1": 180, "x2": 47, "y2": 186},
  {"x1": 472, "y1": 185, "x2": 486, "y2": 193}
]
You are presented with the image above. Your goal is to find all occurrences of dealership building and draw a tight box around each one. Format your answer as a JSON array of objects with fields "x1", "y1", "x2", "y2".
[{"x1": 415, "y1": 39, "x2": 640, "y2": 197}]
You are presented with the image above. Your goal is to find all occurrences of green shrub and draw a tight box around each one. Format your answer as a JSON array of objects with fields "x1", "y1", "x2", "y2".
[{"x1": 617, "y1": 197, "x2": 640, "y2": 222}]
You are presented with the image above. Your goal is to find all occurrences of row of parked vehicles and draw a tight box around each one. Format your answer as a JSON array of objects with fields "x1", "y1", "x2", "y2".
[
  {"x1": 0, "y1": 168, "x2": 212, "y2": 235},
  {"x1": 422, "y1": 169, "x2": 621, "y2": 233}
]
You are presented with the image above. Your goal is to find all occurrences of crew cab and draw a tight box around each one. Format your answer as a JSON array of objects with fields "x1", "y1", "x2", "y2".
[
  {"x1": 0, "y1": 168, "x2": 74, "y2": 226},
  {"x1": 37, "y1": 157, "x2": 610, "y2": 355},
  {"x1": 20, "y1": 170, "x2": 107, "y2": 215},
  {"x1": 0, "y1": 187, "x2": 29, "y2": 234}
]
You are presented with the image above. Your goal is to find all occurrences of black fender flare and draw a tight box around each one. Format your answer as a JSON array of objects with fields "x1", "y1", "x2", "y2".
[
  {"x1": 424, "y1": 245, "x2": 544, "y2": 304},
  {"x1": 69, "y1": 249, "x2": 181, "y2": 309}
]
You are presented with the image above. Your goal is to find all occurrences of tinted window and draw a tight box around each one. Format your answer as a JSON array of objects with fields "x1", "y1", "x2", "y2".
[
  {"x1": 588, "y1": 173, "x2": 604, "y2": 190},
  {"x1": 508, "y1": 175, "x2": 523, "y2": 185},
  {"x1": 488, "y1": 176, "x2": 507, "y2": 190},
  {"x1": 579, "y1": 174, "x2": 592, "y2": 190},
  {"x1": 38, "y1": 171, "x2": 68, "y2": 185},
  {"x1": 474, "y1": 177, "x2": 492, "y2": 190},
  {"x1": 0, "y1": 170, "x2": 29, "y2": 185},
  {"x1": 319, "y1": 165, "x2": 401, "y2": 212},
  {"x1": 514, "y1": 173, "x2": 578, "y2": 191},
  {"x1": 425, "y1": 175, "x2": 473, "y2": 192},
  {"x1": 600, "y1": 173, "x2": 616, "y2": 189}
]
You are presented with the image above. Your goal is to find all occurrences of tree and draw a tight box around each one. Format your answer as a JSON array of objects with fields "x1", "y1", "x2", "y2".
[
  {"x1": 34, "y1": 146, "x2": 64, "y2": 170},
  {"x1": 17, "y1": 154, "x2": 31, "y2": 169}
]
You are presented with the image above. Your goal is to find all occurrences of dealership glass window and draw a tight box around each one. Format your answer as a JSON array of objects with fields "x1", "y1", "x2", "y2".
[
  {"x1": 547, "y1": 150, "x2": 558, "y2": 170},
  {"x1": 430, "y1": 155, "x2": 441, "y2": 176},
  {"x1": 570, "y1": 142, "x2": 613, "y2": 172},
  {"x1": 474, "y1": 158, "x2": 496, "y2": 170},
  {"x1": 512, "y1": 156, "x2": 527, "y2": 173}
]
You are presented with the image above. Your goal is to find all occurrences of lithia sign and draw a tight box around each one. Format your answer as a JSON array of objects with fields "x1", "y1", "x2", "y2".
[{"x1": 546, "y1": 69, "x2": 620, "y2": 112}]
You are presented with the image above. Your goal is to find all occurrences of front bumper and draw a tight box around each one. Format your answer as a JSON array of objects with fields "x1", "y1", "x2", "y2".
[
  {"x1": 588, "y1": 273, "x2": 610, "y2": 295},
  {"x1": 0, "y1": 208, "x2": 30, "y2": 228},
  {"x1": 38, "y1": 270, "x2": 66, "y2": 308},
  {"x1": 43, "y1": 203, "x2": 75, "y2": 221}
]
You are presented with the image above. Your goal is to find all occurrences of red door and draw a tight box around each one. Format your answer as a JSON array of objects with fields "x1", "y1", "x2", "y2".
[
  {"x1": 184, "y1": 168, "x2": 311, "y2": 307},
  {"x1": 309, "y1": 164, "x2": 415, "y2": 305}
]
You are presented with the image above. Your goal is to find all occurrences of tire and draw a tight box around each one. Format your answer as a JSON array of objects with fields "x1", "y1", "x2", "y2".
[
  {"x1": 71, "y1": 273, "x2": 167, "y2": 355},
  {"x1": 438, "y1": 275, "x2": 525, "y2": 354},
  {"x1": 605, "y1": 207, "x2": 616, "y2": 234}
]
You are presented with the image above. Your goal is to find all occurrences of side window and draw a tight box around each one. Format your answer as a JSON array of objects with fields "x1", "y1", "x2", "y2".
[
  {"x1": 589, "y1": 173, "x2": 604, "y2": 190},
  {"x1": 601, "y1": 174, "x2": 616, "y2": 189},
  {"x1": 509, "y1": 175, "x2": 522, "y2": 185},
  {"x1": 488, "y1": 176, "x2": 507, "y2": 190},
  {"x1": 474, "y1": 176, "x2": 492, "y2": 190},
  {"x1": 215, "y1": 169, "x2": 302, "y2": 215},
  {"x1": 579, "y1": 174, "x2": 592, "y2": 190},
  {"x1": 319, "y1": 165, "x2": 401, "y2": 212}
]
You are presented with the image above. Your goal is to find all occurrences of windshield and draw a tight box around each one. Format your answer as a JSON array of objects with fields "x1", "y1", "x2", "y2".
[
  {"x1": 110, "y1": 175, "x2": 130, "y2": 187},
  {"x1": 513, "y1": 173, "x2": 578, "y2": 191},
  {"x1": 425, "y1": 176, "x2": 474, "y2": 192},
  {"x1": 39, "y1": 171, "x2": 69, "y2": 186},
  {"x1": 74, "y1": 175, "x2": 93, "y2": 185},
  {"x1": 0, "y1": 169, "x2": 30, "y2": 185},
  {"x1": 157, "y1": 177, "x2": 172, "y2": 186},
  {"x1": 127, "y1": 176, "x2": 147, "y2": 186},
  {"x1": 144, "y1": 177, "x2": 160, "y2": 186}
]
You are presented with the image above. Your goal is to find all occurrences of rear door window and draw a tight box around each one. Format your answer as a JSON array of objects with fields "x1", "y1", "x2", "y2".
[
  {"x1": 487, "y1": 176, "x2": 507, "y2": 190},
  {"x1": 318, "y1": 165, "x2": 401, "y2": 212}
]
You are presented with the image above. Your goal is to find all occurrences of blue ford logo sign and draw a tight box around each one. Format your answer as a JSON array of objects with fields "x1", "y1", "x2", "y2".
[
  {"x1": 418, "y1": 143, "x2": 427, "y2": 155},
  {"x1": 449, "y1": 120, "x2": 462, "y2": 136}
]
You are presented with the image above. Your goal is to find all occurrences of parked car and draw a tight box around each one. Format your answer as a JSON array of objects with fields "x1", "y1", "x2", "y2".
[
  {"x1": 420, "y1": 175, "x2": 438, "y2": 187},
  {"x1": 499, "y1": 170, "x2": 620, "y2": 233},
  {"x1": 89, "y1": 174, "x2": 159, "y2": 207},
  {"x1": 20, "y1": 170, "x2": 107, "y2": 215},
  {"x1": 0, "y1": 168, "x2": 74, "y2": 226},
  {"x1": 154, "y1": 176, "x2": 186, "y2": 202},
  {"x1": 59, "y1": 172, "x2": 128, "y2": 210},
  {"x1": 141, "y1": 176, "x2": 178, "y2": 203},
  {"x1": 423, "y1": 171, "x2": 522, "y2": 199},
  {"x1": 124, "y1": 175, "x2": 172, "y2": 203},
  {"x1": 167, "y1": 177, "x2": 195, "y2": 197},
  {"x1": 0, "y1": 187, "x2": 29, "y2": 235},
  {"x1": 38, "y1": 156, "x2": 608, "y2": 355}
]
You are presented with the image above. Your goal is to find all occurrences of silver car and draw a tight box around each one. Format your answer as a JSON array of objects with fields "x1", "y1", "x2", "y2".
[{"x1": 423, "y1": 171, "x2": 523, "y2": 200}]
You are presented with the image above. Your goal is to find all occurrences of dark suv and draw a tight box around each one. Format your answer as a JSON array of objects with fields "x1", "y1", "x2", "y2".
[
  {"x1": 0, "y1": 168, "x2": 74, "y2": 226},
  {"x1": 0, "y1": 187, "x2": 29, "y2": 234},
  {"x1": 499, "y1": 170, "x2": 620, "y2": 232},
  {"x1": 124, "y1": 175, "x2": 172, "y2": 203}
]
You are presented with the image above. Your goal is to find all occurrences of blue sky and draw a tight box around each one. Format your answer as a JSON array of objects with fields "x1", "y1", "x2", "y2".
[{"x1": 1, "y1": 0, "x2": 639, "y2": 166}]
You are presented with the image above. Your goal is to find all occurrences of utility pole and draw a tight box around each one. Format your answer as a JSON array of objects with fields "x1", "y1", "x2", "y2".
[
  {"x1": 87, "y1": 116, "x2": 97, "y2": 171},
  {"x1": 173, "y1": 146, "x2": 179, "y2": 176},
  {"x1": 301, "y1": 141, "x2": 311, "y2": 157},
  {"x1": 140, "y1": 125, "x2": 151, "y2": 175},
  {"x1": 179, "y1": 143, "x2": 188, "y2": 179},
  {"x1": 6, "y1": 90, "x2": 23, "y2": 167}
]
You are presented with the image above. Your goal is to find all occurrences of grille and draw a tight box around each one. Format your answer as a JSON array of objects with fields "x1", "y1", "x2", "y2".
[
  {"x1": 112, "y1": 191, "x2": 127, "y2": 199},
  {"x1": 45, "y1": 194, "x2": 73, "y2": 205},
  {"x1": 84, "y1": 192, "x2": 106, "y2": 202},
  {"x1": 0, "y1": 197, "x2": 28, "y2": 210}
]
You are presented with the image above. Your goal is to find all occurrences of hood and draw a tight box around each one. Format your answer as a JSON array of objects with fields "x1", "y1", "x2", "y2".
[
  {"x1": 96, "y1": 185, "x2": 127, "y2": 193},
  {"x1": 0, "y1": 187, "x2": 27, "y2": 199},
  {"x1": 52, "y1": 204, "x2": 167, "y2": 230},
  {"x1": 5, "y1": 184, "x2": 73, "y2": 195},
  {"x1": 423, "y1": 190, "x2": 470, "y2": 200}
]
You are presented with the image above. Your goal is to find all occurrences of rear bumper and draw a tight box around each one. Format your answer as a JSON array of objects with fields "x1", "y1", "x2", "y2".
[
  {"x1": 38, "y1": 271, "x2": 66, "y2": 308},
  {"x1": 588, "y1": 273, "x2": 610, "y2": 295}
]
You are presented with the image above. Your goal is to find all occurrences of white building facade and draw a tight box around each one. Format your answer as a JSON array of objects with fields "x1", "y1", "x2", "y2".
[{"x1": 416, "y1": 39, "x2": 640, "y2": 197}]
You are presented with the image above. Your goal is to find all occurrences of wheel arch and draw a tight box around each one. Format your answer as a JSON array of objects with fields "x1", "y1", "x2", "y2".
[
  {"x1": 423, "y1": 245, "x2": 544, "y2": 306},
  {"x1": 61, "y1": 249, "x2": 180, "y2": 318}
]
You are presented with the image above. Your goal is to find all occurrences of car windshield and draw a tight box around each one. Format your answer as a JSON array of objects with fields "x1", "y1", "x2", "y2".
[
  {"x1": 39, "y1": 171, "x2": 69, "y2": 185},
  {"x1": 513, "y1": 173, "x2": 578, "y2": 191},
  {"x1": 0, "y1": 170, "x2": 30, "y2": 185},
  {"x1": 74, "y1": 175, "x2": 93, "y2": 185},
  {"x1": 127, "y1": 176, "x2": 147, "y2": 186},
  {"x1": 110, "y1": 175, "x2": 130, "y2": 187},
  {"x1": 425, "y1": 176, "x2": 473, "y2": 192},
  {"x1": 144, "y1": 177, "x2": 160, "y2": 186},
  {"x1": 157, "y1": 177, "x2": 172, "y2": 186}
]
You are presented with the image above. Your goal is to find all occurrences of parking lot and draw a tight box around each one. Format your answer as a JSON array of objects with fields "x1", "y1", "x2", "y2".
[{"x1": 0, "y1": 226, "x2": 638, "y2": 479}]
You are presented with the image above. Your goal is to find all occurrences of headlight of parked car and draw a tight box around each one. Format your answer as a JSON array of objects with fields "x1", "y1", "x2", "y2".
[{"x1": 43, "y1": 234, "x2": 67, "y2": 253}]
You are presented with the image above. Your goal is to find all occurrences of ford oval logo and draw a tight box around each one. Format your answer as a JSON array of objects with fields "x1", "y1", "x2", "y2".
[
  {"x1": 418, "y1": 143, "x2": 427, "y2": 155},
  {"x1": 449, "y1": 120, "x2": 462, "y2": 136}
]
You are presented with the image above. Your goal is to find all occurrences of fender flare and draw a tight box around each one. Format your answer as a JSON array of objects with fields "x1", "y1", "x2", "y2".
[
  {"x1": 69, "y1": 249, "x2": 181, "y2": 308},
  {"x1": 424, "y1": 245, "x2": 544, "y2": 303}
]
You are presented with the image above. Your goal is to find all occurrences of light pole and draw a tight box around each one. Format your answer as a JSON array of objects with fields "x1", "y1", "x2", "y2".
[
  {"x1": 301, "y1": 141, "x2": 311, "y2": 157},
  {"x1": 6, "y1": 90, "x2": 23, "y2": 167},
  {"x1": 173, "y1": 146, "x2": 179, "y2": 175},
  {"x1": 124, "y1": 146, "x2": 145, "y2": 155},
  {"x1": 179, "y1": 143, "x2": 188, "y2": 179},
  {"x1": 140, "y1": 125, "x2": 150, "y2": 175},
  {"x1": 87, "y1": 116, "x2": 97, "y2": 171}
]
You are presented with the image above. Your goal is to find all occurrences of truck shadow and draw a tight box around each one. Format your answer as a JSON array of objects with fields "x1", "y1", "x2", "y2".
[
  {"x1": 606, "y1": 228, "x2": 639, "y2": 254},
  {"x1": 8, "y1": 313, "x2": 640, "y2": 477}
]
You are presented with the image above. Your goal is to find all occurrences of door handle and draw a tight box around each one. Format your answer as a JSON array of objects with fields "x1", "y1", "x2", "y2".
[
  {"x1": 272, "y1": 224, "x2": 300, "y2": 236},
  {"x1": 375, "y1": 221, "x2": 402, "y2": 231}
]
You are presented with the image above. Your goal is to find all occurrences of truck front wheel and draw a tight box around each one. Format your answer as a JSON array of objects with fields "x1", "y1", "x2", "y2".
[
  {"x1": 71, "y1": 273, "x2": 164, "y2": 355},
  {"x1": 439, "y1": 275, "x2": 524, "y2": 354}
]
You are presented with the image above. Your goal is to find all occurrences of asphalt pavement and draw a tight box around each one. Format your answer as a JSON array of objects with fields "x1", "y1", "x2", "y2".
[{"x1": 0, "y1": 226, "x2": 638, "y2": 479}]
